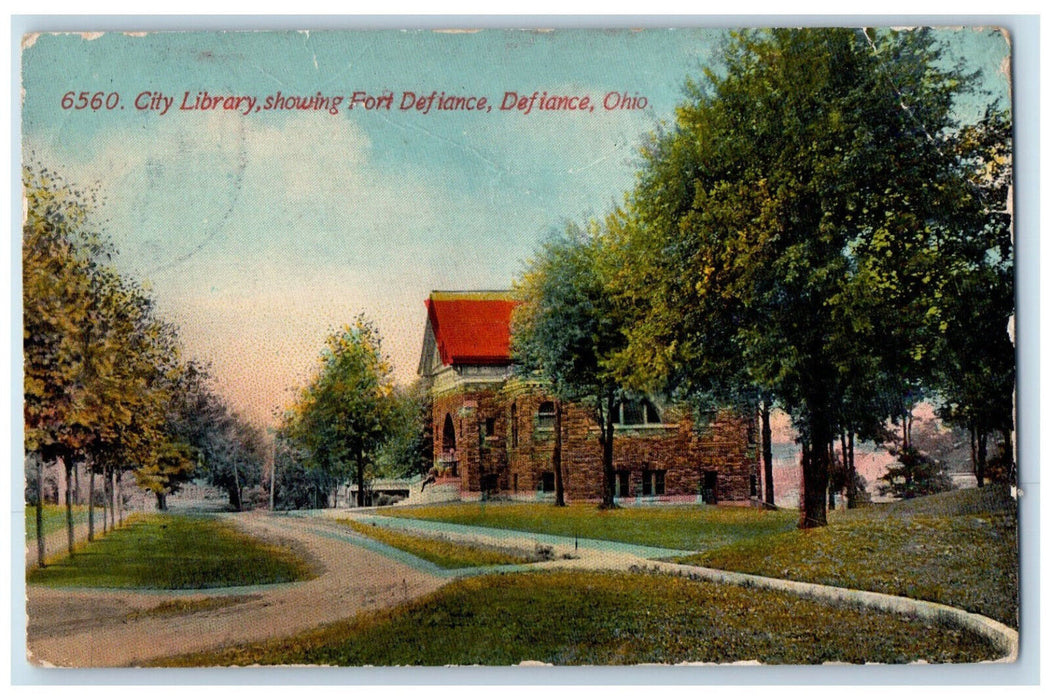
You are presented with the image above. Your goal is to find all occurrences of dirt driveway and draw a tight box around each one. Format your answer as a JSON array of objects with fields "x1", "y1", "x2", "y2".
[{"x1": 25, "y1": 511, "x2": 446, "y2": 667}]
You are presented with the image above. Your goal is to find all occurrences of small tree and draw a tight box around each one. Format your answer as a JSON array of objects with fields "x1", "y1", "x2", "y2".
[
  {"x1": 879, "y1": 446, "x2": 954, "y2": 500},
  {"x1": 373, "y1": 380, "x2": 432, "y2": 480},
  {"x1": 512, "y1": 225, "x2": 628, "y2": 508},
  {"x1": 283, "y1": 316, "x2": 397, "y2": 507}
]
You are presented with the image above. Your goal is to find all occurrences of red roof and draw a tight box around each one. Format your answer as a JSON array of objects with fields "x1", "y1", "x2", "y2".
[{"x1": 426, "y1": 291, "x2": 518, "y2": 366}]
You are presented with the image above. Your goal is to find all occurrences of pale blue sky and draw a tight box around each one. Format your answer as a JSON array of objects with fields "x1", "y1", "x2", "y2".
[{"x1": 20, "y1": 28, "x2": 1011, "y2": 426}]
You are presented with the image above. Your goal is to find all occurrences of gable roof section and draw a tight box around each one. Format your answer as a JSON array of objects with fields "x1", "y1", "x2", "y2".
[{"x1": 424, "y1": 291, "x2": 518, "y2": 367}]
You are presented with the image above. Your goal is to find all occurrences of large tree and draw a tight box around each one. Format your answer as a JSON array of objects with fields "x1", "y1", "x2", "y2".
[
  {"x1": 283, "y1": 316, "x2": 397, "y2": 507},
  {"x1": 932, "y1": 108, "x2": 1015, "y2": 487},
  {"x1": 609, "y1": 28, "x2": 1004, "y2": 527},
  {"x1": 512, "y1": 224, "x2": 629, "y2": 508}
]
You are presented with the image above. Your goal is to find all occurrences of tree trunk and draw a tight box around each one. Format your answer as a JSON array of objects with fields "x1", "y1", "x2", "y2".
[
  {"x1": 232, "y1": 460, "x2": 243, "y2": 510},
  {"x1": 357, "y1": 447, "x2": 366, "y2": 507},
  {"x1": 112, "y1": 467, "x2": 119, "y2": 527},
  {"x1": 269, "y1": 445, "x2": 277, "y2": 511},
  {"x1": 823, "y1": 439, "x2": 832, "y2": 510},
  {"x1": 761, "y1": 401, "x2": 774, "y2": 506},
  {"x1": 845, "y1": 430, "x2": 858, "y2": 509},
  {"x1": 101, "y1": 473, "x2": 108, "y2": 535},
  {"x1": 156, "y1": 491, "x2": 167, "y2": 511},
  {"x1": 800, "y1": 420, "x2": 831, "y2": 529},
  {"x1": 553, "y1": 400, "x2": 566, "y2": 507},
  {"x1": 976, "y1": 430, "x2": 988, "y2": 488},
  {"x1": 1001, "y1": 429, "x2": 1015, "y2": 486},
  {"x1": 599, "y1": 392, "x2": 616, "y2": 509},
  {"x1": 35, "y1": 456, "x2": 45, "y2": 568},
  {"x1": 88, "y1": 465, "x2": 95, "y2": 542},
  {"x1": 64, "y1": 453, "x2": 75, "y2": 556},
  {"x1": 73, "y1": 461, "x2": 80, "y2": 506}
]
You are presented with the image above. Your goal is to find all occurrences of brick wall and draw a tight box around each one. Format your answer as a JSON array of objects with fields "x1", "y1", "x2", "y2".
[
  {"x1": 431, "y1": 378, "x2": 758, "y2": 504},
  {"x1": 503, "y1": 386, "x2": 758, "y2": 504},
  {"x1": 432, "y1": 382, "x2": 509, "y2": 494}
]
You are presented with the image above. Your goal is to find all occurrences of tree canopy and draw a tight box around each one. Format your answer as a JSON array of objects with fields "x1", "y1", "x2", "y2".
[
  {"x1": 281, "y1": 316, "x2": 398, "y2": 507},
  {"x1": 598, "y1": 28, "x2": 1012, "y2": 525},
  {"x1": 511, "y1": 224, "x2": 630, "y2": 507},
  {"x1": 23, "y1": 164, "x2": 259, "y2": 558}
]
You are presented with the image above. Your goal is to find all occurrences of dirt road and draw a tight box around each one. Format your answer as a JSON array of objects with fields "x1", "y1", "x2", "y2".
[{"x1": 25, "y1": 511, "x2": 446, "y2": 667}]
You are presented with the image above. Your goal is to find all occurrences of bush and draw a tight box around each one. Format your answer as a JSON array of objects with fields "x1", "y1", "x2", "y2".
[{"x1": 878, "y1": 447, "x2": 954, "y2": 499}]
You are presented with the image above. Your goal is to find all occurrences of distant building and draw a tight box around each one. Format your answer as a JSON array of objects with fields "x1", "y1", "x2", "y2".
[{"x1": 417, "y1": 290, "x2": 760, "y2": 504}]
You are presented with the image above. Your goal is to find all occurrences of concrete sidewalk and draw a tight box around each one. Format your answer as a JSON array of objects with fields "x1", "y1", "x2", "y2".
[
  {"x1": 316, "y1": 507, "x2": 1019, "y2": 663},
  {"x1": 321, "y1": 508, "x2": 695, "y2": 560}
]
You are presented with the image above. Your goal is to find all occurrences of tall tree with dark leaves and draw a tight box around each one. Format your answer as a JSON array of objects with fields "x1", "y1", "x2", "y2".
[
  {"x1": 609, "y1": 28, "x2": 1004, "y2": 527},
  {"x1": 512, "y1": 225, "x2": 628, "y2": 508}
]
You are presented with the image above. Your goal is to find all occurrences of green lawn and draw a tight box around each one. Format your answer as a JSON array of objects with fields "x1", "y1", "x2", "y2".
[
  {"x1": 155, "y1": 570, "x2": 1002, "y2": 666},
  {"x1": 24, "y1": 504, "x2": 88, "y2": 541},
  {"x1": 27, "y1": 513, "x2": 316, "y2": 589},
  {"x1": 389, "y1": 502, "x2": 797, "y2": 551},
  {"x1": 679, "y1": 486, "x2": 1019, "y2": 627},
  {"x1": 339, "y1": 519, "x2": 546, "y2": 569}
]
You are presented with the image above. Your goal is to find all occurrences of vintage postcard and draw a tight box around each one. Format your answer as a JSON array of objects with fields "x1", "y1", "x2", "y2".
[{"x1": 19, "y1": 24, "x2": 1021, "y2": 674}]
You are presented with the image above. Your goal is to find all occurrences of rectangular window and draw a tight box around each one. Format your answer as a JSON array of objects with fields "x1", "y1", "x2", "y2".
[
  {"x1": 621, "y1": 400, "x2": 644, "y2": 425},
  {"x1": 642, "y1": 469, "x2": 666, "y2": 496},
  {"x1": 511, "y1": 404, "x2": 519, "y2": 447},
  {"x1": 701, "y1": 470, "x2": 718, "y2": 504},
  {"x1": 540, "y1": 471, "x2": 555, "y2": 493},
  {"x1": 537, "y1": 401, "x2": 556, "y2": 429},
  {"x1": 615, "y1": 470, "x2": 630, "y2": 497},
  {"x1": 484, "y1": 417, "x2": 496, "y2": 436}
]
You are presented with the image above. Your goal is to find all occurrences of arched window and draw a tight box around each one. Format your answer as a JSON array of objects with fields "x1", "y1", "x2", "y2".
[
  {"x1": 537, "y1": 401, "x2": 556, "y2": 429},
  {"x1": 442, "y1": 413, "x2": 456, "y2": 452},
  {"x1": 616, "y1": 398, "x2": 661, "y2": 425}
]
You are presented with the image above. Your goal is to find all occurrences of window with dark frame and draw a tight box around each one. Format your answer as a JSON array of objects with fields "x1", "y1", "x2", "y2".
[
  {"x1": 537, "y1": 401, "x2": 556, "y2": 429},
  {"x1": 540, "y1": 471, "x2": 555, "y2": 492},
  {"x1": 642, "y1": 469, "x2": 666, "y2": 496},
  {"x1": 615, "y1": 398, "x2": 661, "y2": 425}
]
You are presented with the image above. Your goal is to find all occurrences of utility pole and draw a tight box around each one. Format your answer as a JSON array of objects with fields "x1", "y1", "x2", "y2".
[{"x1": 269, "y1": 439, "x2": 277, "y2": 511}]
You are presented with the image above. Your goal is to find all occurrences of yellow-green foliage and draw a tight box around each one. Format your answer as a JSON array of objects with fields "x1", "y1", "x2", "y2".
[
  {"x1": 156, "y1": 570, "x2": 1001, "y2": 666},
  {"x1": 340, "y1": 519, "x2": 542, "y2": 569}
]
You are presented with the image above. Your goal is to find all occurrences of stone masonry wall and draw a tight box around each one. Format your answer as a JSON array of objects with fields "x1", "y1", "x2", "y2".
[
  {"x1": 503, "y1": 385, "x2": 758, "y2": 504},
  {"x1": 432, "y1": 382, "x2": 509, "y2": 494},
  {"x1": 432, "y1": 379, "x2": 758, "y2": 503}
]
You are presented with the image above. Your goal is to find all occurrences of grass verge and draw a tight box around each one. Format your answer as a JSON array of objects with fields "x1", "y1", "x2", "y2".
[
  {"x1": 155, "y1": 570, "x2": 1001, "y2": 666},
  {"x1": 388, "y1": 502, "x2": 797, "y2": 551},
  {"x1": 339, "y1": 519, "x2": 546, "y2": 569},
  {"x1": 678, "y1": 486, "x2": 1019, "y2": 627},
  {"x1": 27, "y1": 513, "x2": 316, "y2": 589},
  {"x1": 24, "y1": 504, "x2": 88, "y2": 542},
  {"x1": 126, "y1": 595, "x2": 259, "y2": 621}
]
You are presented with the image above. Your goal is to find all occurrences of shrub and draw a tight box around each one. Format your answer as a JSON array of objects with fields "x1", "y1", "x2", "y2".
[{"x1": 879, "y1": 447, "x2": 954, "y2": 499}]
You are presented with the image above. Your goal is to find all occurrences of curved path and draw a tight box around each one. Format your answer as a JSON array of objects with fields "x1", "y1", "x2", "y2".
[
  {"x1": 25, "y1": 511, "x2": 446, "y2": 667},
  {"x1": 25, "y1": 508, "x2": 1018, "y2": 666},
  {"x1": 332, "y1": 509, "x2": 1019, "y2": 663}
]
